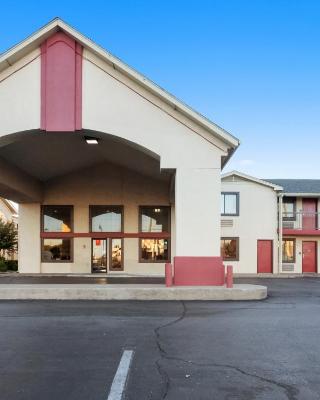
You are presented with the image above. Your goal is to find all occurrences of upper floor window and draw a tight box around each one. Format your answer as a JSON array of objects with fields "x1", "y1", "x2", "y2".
[
  {"x1": 90, "y1": 206, "x2": 123, "y2": 232},
  {"x1": 282, "y1": 198, "x2": 296, "y2": 221},
  {"x1": 140, "y1": 206, "x2": 170, "y2": 232},
  {"x1": 221, "y1": 193, "x2": 239, "y2": 216},
  {"x1": 42, "y1": 205, "x2": 73, "y2": 232}
]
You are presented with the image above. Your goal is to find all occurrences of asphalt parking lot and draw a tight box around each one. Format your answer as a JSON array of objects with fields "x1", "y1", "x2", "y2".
[{"x1": 1, "y1": 278, "x2": 320, "y2": 400}]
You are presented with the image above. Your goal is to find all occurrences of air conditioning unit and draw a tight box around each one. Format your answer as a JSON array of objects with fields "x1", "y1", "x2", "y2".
[
  {"x1": 283, "y1": 221, "x2": 295, "y2": 229},
  {"x1": 282, "y1": 264, "x2": 294, "y2": 272}
]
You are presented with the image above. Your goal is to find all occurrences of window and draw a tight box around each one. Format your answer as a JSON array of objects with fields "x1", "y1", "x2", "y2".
[
  {"x1": 42, "y1": 238, "x2": 72, "y2": 262},
  {"x1": 41, "y1": 205, "x2": 73, "y2": 263},
  {"x1": 221, "y1": 237, "x2": 239, "y2": 261},
  {"x1": 141, "y1": 239, "x2": 169, "y2": 262},
  {"x1": 42, "y1": 205, "x2": 73, "y2": 232},
  {"x1": 282, "y1": 239, "x2": 295, "y2": 263},
  {"x1": 110, "y1": 239, "x2": 123, "y2": 270},
  {"x1": 139, "y1": 206, "x2": 170, "y2": 262},
  {"x1": 140, "y1": 206, "x2": 170, "y2": 232},
  {"x1": 282, "y1": 198, "x2": 296, "y2": 221},
  {"x1": 221, "y1": 193, "x2": 239, "y2": 216},
  {"x1": 90, "y1": 206, "x2": 123, "y2": 232}
]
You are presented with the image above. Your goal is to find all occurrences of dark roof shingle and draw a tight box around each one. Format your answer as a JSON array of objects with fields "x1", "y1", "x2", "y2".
[{"x1": 266, "y1": 179, "x2": 320, "y2": 194}]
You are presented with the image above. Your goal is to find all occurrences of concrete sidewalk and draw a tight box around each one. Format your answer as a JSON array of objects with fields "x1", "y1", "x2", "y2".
[{"x1": 0, "y1": 284, "x2": 267, "y2": 301}]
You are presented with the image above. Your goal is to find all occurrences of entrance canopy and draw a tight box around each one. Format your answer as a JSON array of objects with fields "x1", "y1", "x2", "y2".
[{"x1": 0, "y1": 130, "x2": 172, "y2": 203}]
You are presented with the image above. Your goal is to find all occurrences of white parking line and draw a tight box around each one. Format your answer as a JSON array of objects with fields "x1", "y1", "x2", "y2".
[{"x1": 107, "y1": 350, "x2": 134, "y2": 400}]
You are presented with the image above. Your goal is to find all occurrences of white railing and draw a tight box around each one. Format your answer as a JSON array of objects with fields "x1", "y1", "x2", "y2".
[{"x1": 282, "y1": 211, "x2": 320, "y2": 230}]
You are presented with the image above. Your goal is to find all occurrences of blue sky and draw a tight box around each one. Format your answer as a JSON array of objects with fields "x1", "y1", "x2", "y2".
[{"x1": 1, "y1": 1, "x2": 319, "y2": 178}]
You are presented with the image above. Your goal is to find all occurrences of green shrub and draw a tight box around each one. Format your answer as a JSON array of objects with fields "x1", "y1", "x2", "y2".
[
  {"x1": 0, "y1": 259, "x2": 7, "y2": 272},
  {"x1": 5, "y1": 260, "x2": 18, "y2": 271}
]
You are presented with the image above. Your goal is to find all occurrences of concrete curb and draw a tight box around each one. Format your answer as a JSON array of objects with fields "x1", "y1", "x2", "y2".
[{"x1": 0, "y1": 284, "x2": 267, "y2": 301}]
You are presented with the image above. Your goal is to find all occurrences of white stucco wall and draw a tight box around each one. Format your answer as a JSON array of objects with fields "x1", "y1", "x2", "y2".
[
  {"x1": 81, "y1": 49, "x2": 225, "y2": 264},
  {"x1": 0, "y1": 50, "x2": 40, "y2": 137},
  {"x1": 221, "y1": 176, "x2": 279, "y2": 274},
  {"x1": 82, "y1": 50, "x2": 226, "y2": 169},
  {"x1": 175, "y1": 168, "x2": 221, "y2": 256}
]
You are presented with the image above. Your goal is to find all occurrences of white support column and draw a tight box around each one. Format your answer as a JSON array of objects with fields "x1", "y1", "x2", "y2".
[
  {"x1": 278, "y1": 194, "x2": 283, "y2": 274},
  {"x1": 175, "y1": 168, "x2": 221, "y2": 256},
  {"x1": 18, "y1": 203, "x2": 41, "y2": 273}
]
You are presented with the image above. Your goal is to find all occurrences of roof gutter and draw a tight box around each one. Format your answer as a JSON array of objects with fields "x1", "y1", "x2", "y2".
[{"x1": 280, "y1": 193, "x2": 320, "y2": 197}]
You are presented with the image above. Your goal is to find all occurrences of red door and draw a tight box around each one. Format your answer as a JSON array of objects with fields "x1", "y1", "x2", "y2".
[
  {"x1": 302, "y1": 199, "x2": 317, "y2": 230},
  {"x1": 257, "y1": 240, "x2": 273, "y2": 273},
  {"x1": 302, "y1": 241, "x2": 317, "y2": 273}
]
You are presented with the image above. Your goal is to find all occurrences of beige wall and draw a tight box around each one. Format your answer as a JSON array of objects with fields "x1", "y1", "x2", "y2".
[
  {"x1": 221, "y1": 176, "x2": 279, "y2": 274},
  {"x1": 19, "y1": 162, "x2": 172, "y2": 275},
  {"x1": 18, "y1": 203, "x2": 40, "y2": 273}
]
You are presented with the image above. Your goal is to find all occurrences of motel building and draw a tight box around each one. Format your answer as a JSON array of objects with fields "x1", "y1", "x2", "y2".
[
  {"x1": 1, "y1": 20, "x2": 319, "y2": 278},
  {"x1": 221, "y1": 172, "x2": 320, "y2": 275},
  {"x1": 0, "y1": 19, "x2": 240, "y2": 276}
]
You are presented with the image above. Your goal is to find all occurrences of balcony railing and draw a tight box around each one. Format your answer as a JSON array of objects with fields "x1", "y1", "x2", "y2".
[{"x1": 282, "y1": 211, "x2": 320, "y2": 230}]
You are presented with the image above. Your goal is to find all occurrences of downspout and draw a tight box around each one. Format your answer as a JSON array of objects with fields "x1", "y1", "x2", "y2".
[{"x1": 278, "y1": 194, "x2": 283, "y2": 274}]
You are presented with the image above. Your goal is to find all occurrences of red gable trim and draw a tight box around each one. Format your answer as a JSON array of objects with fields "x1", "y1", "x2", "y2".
[{"x1": 40, "y1": 31, "x2": 82, "y2": 131}]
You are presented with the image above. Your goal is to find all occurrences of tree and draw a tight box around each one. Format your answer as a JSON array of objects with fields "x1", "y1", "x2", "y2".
[{"x1": 0, "y1": 218, "x2": 17, "y2": 259}]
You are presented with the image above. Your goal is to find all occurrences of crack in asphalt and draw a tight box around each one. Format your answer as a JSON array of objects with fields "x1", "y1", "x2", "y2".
[
  {"x1": 153, "y1": 301, "x2": 299, "y2": 400},
  {"x1": 154, "y1": 300, "x2": 186, "y2": 399},
  {"x1": 162, "y1": 355, "x2": 300, "y2": 400}
]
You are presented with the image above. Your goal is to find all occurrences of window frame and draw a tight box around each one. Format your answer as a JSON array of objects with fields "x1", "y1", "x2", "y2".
[
  {"x1": 139, "y1": 238, "x2": 171, "y2": 264},
  {"x1": 89, "y1": 205, "x2": 124, "y2": 233},
  {"x1": 91, "y1": 238, "x2": 125, "y2": 272},
  {"x1": 139, "y1": 205, "x2": 171, "y2": 233},
  {"x1": 221, "y1": 192, "x2": 240, "y2": 216},
  {"x1": 221, "y1": 237, "x2": 240, "y2": 261},
  {"x1": 109, "y1": 238, "x2": 124, "y2": 271},
  {"x1": 41, "y1": 205, "x2": 74, "y2": 233},
  {"x1": 282, "y1": 197, "x2": 296, "y2": 221},
  {"x1": 41, "y1": 205, "x2": 74, "y2": 264},
  {"x1": 41, "y1": 238, "x2": 74, "y2": 263},
  {"x1": 138, "y1": 206, "x2": 171, "y2": 263},
  {"x1": 282, "y1": 238, "x2": 296, "y2": 263}
]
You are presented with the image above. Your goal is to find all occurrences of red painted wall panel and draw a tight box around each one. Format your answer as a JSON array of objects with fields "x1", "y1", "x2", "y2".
[
  {"x1": 41, "y1": 31, "x2": 82, "y2": 132},
  {"x1": 173, "y1": 256, "x2": 225, "y2": 286},
  {"x1": 257, "y1": 240, "x2": 273, "y2": 273},
  {"x1": 283, "y1": 229, "x2": 320, "y2": 236}
]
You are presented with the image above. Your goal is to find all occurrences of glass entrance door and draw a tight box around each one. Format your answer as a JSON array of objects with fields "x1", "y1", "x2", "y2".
[
  {"x1": 92, "y1": 238, "x2": 123, "y2": 273},
  {"x1": 92, "y1": 239, "x2": 107, "y2": 273}
]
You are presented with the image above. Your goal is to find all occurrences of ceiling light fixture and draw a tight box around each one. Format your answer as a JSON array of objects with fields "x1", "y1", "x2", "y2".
[{"x1": 85, "y1": 136, "x2": 99, "y2": 145}]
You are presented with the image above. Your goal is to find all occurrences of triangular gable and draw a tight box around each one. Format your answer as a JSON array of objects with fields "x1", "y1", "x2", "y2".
[
  {"x1": 222, "y1": 170, "x2": 283, "y2": 191},
  {"x1": 0, "y1": 18, "x2": 239, "y2": 156}
]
